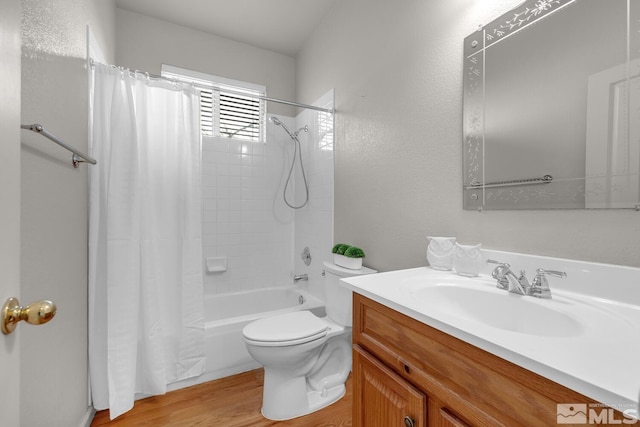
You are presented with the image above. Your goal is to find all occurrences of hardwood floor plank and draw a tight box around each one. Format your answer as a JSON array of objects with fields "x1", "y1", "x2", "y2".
[{"x1": 91, "y1": 369, "x2": 352, "y2": 427}]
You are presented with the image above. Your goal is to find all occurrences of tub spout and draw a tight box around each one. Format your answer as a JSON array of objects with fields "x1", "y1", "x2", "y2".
[{"x1": 294, "y1": 274, "x2": 308, "y2": 283}]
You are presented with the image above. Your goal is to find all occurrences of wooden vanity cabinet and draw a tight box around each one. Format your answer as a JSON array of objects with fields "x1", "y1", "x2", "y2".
[
  {"x1": 352, "y1": 294, "x2": 624, "y2": 427},
  {"x1": 353, "y1": 346, "x2": 426, "y2": 427}
]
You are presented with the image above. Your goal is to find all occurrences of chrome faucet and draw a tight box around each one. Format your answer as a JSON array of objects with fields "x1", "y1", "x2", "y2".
[
  {"x1": 530, "y1": 269, "x2": 567, "y2": 299},
  {"x1": 293, "y1": 274, "x2": 308, "y2": 283},
  {"x1": 487, "y1": 260, "x2": 530, "y2": 295},
  {"x1": 486, "y1": 260, "x2": 566, "y2": 299}
]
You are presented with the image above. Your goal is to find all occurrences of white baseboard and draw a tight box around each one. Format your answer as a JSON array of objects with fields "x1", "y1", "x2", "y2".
[{"x1": 79, "y1": 406, "x2": 96, "y2": 427}]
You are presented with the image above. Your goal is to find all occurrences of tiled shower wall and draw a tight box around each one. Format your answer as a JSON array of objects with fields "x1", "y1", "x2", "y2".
[
  {"x1": 202, "y1": 90, "x2": 334, "y2": 298},
  {"x1": 294, "y1": 90, "x2": 335, "y2": 300}
]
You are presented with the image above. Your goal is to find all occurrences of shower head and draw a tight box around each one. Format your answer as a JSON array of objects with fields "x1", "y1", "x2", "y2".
[
  {"x1": 270, "y1": 115, "x2": 308, "y2": 142},
  {"x1": 270, "y1": 115, "x2": 294, "y2": 139},
  {"x1": 269, "y1": 116, "x2": 282, "y2": 126}
]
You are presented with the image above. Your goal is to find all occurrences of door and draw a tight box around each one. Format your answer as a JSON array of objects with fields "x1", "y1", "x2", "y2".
[
  {"x1": 586, "y1": 58, "x2": 640, "y2": 208},
  {"x1": 353, "y1": 345, "x2": 426, "y2": 427},
  {"x1": 0, "y1": 0, "x2": 22, "y2": 426}
]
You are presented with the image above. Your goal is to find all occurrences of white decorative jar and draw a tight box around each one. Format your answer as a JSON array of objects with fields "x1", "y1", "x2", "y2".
[
  {"x1": 452, "y1": 243, "x2": 483, "y2": 277},
  {"x1": 333, "y1": 254, "x2": 363, "y2": 270},
  {"x1": 426, "y1": 236, "x2": 456, "y2": 270}
]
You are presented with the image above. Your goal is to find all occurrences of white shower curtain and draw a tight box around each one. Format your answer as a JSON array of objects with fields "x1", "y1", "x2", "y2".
[{"x1": 88, "y1": 63, "x2": 205, "y2": 419}]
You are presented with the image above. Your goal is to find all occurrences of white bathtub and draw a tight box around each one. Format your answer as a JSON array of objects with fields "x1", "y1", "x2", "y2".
[{"x1": 167, "y1": 286, "x2": 324, "y2": 392}]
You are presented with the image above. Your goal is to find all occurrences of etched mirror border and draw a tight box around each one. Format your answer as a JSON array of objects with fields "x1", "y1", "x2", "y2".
[
  {"x1": 463, "y1": 29, "x2": 484, "y2": 210},
  {"x1": 463, "y1": 0, "x2": 577, "y2": 210}
]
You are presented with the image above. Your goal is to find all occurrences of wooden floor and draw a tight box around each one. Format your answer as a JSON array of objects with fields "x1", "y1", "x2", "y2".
[{"x1": 91, "y1": 369, "x2": 352, "y2": 427}]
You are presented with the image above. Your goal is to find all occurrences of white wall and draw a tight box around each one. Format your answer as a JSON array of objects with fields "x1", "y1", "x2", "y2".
[
  {"x1": 116, "y1": 8, "x2": 296, "y2": 117},
  {"x1": 0, "y1": 1, "x2": 22, "y2": 425},
  {"x1": 296, "y1": 0, "x2": 640, "y2": 271},
  {"x1": 20, "y1": 0, "x2": 116, "y2": 426}
]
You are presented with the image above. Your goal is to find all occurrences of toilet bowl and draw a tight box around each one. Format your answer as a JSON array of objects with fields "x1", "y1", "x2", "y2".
[{"x1": 242, "y1": 261, "x2": 376, "y2": 420}]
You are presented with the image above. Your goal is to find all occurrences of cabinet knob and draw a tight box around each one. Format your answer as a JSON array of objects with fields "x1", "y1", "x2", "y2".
[{"x1": 404, "y1": 415, "x2": 415, "y2": 427}]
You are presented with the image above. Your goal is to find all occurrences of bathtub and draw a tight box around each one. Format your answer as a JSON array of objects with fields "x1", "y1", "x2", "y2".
[{"x1": 167, "y1": 286, "x2": 324, "y2": 392}]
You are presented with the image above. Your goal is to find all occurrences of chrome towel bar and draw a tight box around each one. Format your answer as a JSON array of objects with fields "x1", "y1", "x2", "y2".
[
  {"x1": 464, "y1": 175, "x2": 553, "y2": 190},
  {"x1": 21, "y1": 124, "x2": 97, "y2": 168}
]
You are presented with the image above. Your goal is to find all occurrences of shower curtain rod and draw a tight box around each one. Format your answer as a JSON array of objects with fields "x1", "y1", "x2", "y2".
[{"x1": 89, "y1": 60, "x2": 334, "y2": 114}]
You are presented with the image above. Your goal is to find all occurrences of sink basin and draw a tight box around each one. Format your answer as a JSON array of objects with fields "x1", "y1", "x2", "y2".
[
  {"x1": 410, "y1": 283, "x2": 584, "y2": 337},
  {"x1": 341, "y1": 262, "x2": 640, "y2": 411}
]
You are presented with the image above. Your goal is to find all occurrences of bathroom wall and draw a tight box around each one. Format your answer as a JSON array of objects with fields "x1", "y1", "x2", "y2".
[
  {"x1": 115, "y1": 8, "x2": 296, "y2": 117},
  {"x1": 0, "y1": 1, "x2": 22, "y2": 425},
  {"x1": 296, "y1": 0, "x2": 640, "y2": 271},
  {"x1": 20, "y1": 1, "x2": 116, "y2": 426}
]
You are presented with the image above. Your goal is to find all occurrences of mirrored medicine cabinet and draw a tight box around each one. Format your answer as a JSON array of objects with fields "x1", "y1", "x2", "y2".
[{"x1": 463, "y1": 0, "x2": 640, "y2": 210}]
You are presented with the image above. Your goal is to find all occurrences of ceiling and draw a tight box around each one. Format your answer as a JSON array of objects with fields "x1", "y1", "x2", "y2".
[{"x1": 115, "y1": 0, "x2": 339, "y2": 57}]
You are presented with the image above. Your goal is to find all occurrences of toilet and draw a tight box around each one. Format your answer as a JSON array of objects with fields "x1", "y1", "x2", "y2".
[{"x1": 242, "y1": 261, "x2": 376, "y2": 420}]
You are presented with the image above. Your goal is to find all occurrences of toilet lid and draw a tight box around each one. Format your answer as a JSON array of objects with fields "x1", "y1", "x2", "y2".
[{"x1": 242, "y1": 311, "x2": 328, "y2": 345}]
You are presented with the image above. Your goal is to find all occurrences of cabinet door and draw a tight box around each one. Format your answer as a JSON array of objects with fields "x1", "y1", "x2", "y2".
[{"x1": 353, "y1": 345, "x2": 427, "y2": 427}]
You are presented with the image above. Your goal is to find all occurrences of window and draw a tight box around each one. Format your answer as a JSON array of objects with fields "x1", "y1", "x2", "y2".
[
  {"x1": 317, "y1": 110, "x2": 334, "y2": 151},
  {"x1": 162, "y1": 65, "x2": 266, "y2": 142}
]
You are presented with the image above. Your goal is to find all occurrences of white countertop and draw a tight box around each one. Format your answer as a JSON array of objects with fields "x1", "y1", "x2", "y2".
[{"x1": 341, "y1": 263, "x2": 640, "y2": 416}]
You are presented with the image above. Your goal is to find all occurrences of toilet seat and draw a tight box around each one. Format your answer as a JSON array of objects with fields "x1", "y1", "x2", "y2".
[{"x1": 242, "y1": 311, "x2": 329, "y2": 347}]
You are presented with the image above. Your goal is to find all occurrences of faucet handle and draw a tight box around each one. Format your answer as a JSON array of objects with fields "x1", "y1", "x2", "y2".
[
  {"x1": 530, "y1": 269, "x2": 566, "y2": 299},
  {"x1": 486, "y1": 259, "x2": 510, "y2": 290},
  {"x1": 486, "y1": 259, "x2": 509, "y2": 267},
  {"x1": 536, "y1": 269, "x2": 567, "y2": 279}
]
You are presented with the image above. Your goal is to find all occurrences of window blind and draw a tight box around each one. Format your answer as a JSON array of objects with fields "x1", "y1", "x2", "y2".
[
  {"x1": 212, "y1": 88, "x2": 264, "y2": 141},
  {"x1": 161, "y1": 65, "x2": 265, "y2": 142}
]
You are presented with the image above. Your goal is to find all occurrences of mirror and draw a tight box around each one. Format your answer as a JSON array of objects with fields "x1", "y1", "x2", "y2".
[{"x1": 463, "y1": 0, "x2": 640, "y2": 210}]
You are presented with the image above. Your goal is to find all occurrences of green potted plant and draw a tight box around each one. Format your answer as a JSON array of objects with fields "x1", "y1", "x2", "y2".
[{"x1": 331, "y1": 243, "x2": 365, "y2": 270}]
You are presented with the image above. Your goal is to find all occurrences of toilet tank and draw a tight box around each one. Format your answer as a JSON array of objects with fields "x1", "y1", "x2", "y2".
[{"x1": 323, "y1": 261, "x2": 376, "y2": 327}]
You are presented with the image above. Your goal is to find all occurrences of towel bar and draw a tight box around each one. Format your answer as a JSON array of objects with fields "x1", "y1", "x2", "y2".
[{"x1": 21, "y1": 123, "x2": 97, "y2": 168}]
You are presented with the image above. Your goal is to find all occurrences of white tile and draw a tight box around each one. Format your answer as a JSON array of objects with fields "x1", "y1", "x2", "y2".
[
  {"x1": 252, "y1": 143, "x2": 265, "y2": 156},
  {"x1": 228, "y1": 165, "x2": 242, "y2": 176},
  {"x1": 229, "y1": 153, "x2": 242, "y2": 165},
  {"x1": 216, "y1": 164, "x2": 230, "y2": 176},
  {"x1": 203, "y1": 186, "x2": 217, "y2": 199},
  {"x1": 228, "y1": 141, "x2": 242, "y2": 154}
]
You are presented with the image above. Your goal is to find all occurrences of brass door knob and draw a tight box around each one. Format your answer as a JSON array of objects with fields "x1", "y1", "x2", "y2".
[{"x1": 2, "y1": 297, "x2": 57, "y2": 335}]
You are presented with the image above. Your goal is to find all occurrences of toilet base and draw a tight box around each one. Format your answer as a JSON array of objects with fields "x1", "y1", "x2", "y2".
[
  {"x1": 261, "y1": 383, "x2": 346, "y2": 421},
  {"x1": 258, "y1": 332, "x2": 352, "y2": 421}
]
